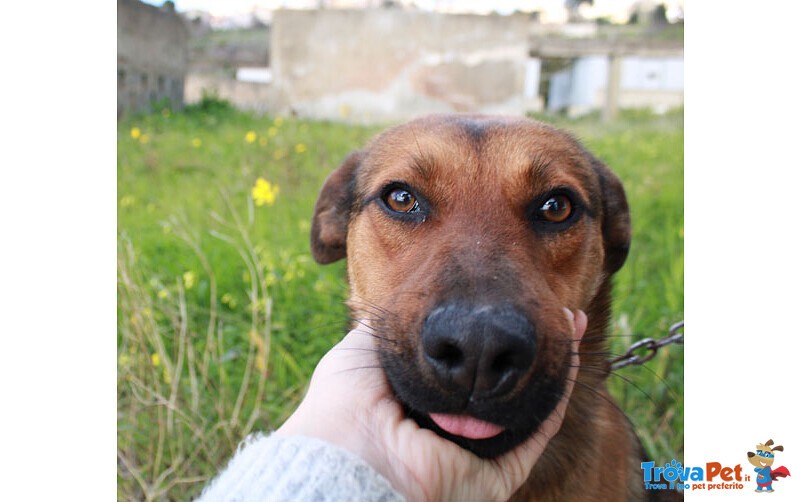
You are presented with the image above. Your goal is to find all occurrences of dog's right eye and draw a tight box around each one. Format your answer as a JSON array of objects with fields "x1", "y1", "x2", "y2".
[
  {"x1": 538, "y1": 195, "x2": 573, "y2": 223},
  {"x1": 528, "y1": 189, "x2": 582, "y2": 231},
  {"x1": 383, "y1": 187, "x2": 419, "y2": 214}
]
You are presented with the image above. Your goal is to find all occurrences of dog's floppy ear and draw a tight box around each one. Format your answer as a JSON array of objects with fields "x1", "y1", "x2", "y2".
[
  {"x1": 590, "y1": 156, "x2": 631, "y2": 274},
  {"x1": 310, "y1": 151, "x2": 363, "y2": 264}
]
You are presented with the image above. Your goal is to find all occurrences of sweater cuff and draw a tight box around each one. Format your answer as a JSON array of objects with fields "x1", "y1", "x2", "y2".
[{"x1": 196, "y1": 433, "x2": 405, "y2": 502}]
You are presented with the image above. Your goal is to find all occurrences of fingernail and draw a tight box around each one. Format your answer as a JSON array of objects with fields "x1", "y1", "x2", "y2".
[{"x1": 562, "y1": 307, "x2": 575, "y2": 323}]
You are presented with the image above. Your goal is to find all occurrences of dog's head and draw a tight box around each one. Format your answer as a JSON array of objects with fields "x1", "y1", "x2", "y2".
[
  {"x1": 747, "y1": 440, "x2": 784, "y2": 468},
  {"x1": 311, "y1": 114, "x2": 630, "y2": 457}
]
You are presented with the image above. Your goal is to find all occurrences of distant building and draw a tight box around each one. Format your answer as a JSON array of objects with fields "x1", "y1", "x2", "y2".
[
  {"x1": 548, "y1": 55, "x2": 683, "y2": 116},
  {"x1": 268, "y1": 9, "x2": 532, "y2": 122},
  {"x1": 117, "y1": 0, "x2": 189, "y2": 118}
]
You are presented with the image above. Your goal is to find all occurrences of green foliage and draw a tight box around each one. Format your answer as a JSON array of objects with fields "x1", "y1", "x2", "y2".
[
  {"x1": 184, "y1": 91, "x2": 236, "y2": 117},
  {"x1": 118, "y1": 107, "x2": 683, "y2": 500}
]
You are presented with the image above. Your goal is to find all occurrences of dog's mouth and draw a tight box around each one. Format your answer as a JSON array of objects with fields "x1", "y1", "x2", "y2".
[
  {"x1": 385, "y1": 357, "x2": 568, "y2": 458},
  {"x1": 399, "y1": 395, "x2": 562, "y2": 458}
]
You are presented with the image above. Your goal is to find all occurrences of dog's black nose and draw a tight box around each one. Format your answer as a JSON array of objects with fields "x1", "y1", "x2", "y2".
[{"x1": 421, "y1": 303, "x2": 536, "y2": 398}]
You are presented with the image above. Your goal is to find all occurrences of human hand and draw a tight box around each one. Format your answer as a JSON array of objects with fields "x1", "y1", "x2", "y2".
[{"x1": 278, "y1": 309, "x2": 587, "y2": 501}]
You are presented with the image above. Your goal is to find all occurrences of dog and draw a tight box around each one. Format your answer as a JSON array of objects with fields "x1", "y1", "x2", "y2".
[
  {"x1": 310, "y1": 114, "x2": 672, "y2": 500},
  {"x1": 747, "y1": 440, "x2": 791, "y2": 493}
]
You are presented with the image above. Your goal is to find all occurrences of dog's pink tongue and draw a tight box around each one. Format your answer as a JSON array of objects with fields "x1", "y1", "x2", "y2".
[{"x1": 429, "y1": 413, "x2": 504, "y2": 440}]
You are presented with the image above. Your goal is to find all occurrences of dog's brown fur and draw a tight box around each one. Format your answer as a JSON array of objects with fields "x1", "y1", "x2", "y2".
[{"x1": 311, "y1": 114, "x2": 666, "y2": 501}]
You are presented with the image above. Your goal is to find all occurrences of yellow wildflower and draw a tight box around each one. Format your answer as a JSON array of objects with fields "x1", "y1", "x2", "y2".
[
  {"x1": 120, "y1": 195, "x2": 136, "y2": 207},
  {"x1": 130, "y1": 127, "x2": 142, "y2": 139},
  {"x1": 273, "y1": 148, "x2": 287, "y2": 161},
  {"x1": 183, "y1": 271, "x2": 196, "y2": 289},
  {"x1": 294, "y1": 143, "x2": 307, "y2": 154},
  {"x1": 191, "y1": 138, "x2": 202, "y2": 148},
  {"x1": 273, "y1": 116, "x2": 284, "y2": 127},
  {"x1": 249, "y1": 329, "x2": 268, "y2": 374},
  {"x1": 267, "y1": 127, "x2": 278, "y2": 138},
  {"x1": 151, "y1": 353, "x2": 161, "y2": 367},
  {"x1": 251, "y1": 177, "x2": 280, "y2": 207},
  {"x1": 139, "y1": 134, "x2": 150, "y2": 145},
  {"x1": 221, "y1": 293, "x2": 237, "y2": 309},
  {"x1": 157, "y1": 289, "x2": 168, "y2": 299},
  {"x1": 259, "y1": 137, "x2": 268, "y2": 147},
  {"x1": 339, "y1": 104, "x2": 351, "y2": 118},
  {"x1": 245, "y1": 131, "x2": 257, "y2": 143}
]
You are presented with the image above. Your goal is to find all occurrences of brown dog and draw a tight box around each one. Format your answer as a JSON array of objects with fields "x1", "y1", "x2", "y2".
[{"x1": 310, "y1": 114, "x2": 662, "y2": 500}]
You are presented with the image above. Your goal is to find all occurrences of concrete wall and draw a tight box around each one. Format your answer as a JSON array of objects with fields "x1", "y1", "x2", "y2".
[
  {"x1": 117, "y1": 0, "x2": 189, "y2": 118},
  {"x1": 185, "y1": 73, "x2": 279, "y2": 113},
  {"x1": 269, "y1": 9, "x2": 532, "y2": 122}
]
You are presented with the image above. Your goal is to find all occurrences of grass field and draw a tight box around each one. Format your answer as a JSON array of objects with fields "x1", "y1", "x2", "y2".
[{"x1": 117, "y1": 101, "x2": 683, "y2": 501}]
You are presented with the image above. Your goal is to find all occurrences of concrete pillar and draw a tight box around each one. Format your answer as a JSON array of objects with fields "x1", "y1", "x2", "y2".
[{"x1": 603, "y1": 52, "x2": 622, "y2": 122}]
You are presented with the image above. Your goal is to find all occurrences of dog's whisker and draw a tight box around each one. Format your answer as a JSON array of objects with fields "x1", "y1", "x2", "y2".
[
  {"x1": 570, "y1": 350, "x2": 612, "y2": 357},
  {"x1": 570, "y1": 365, "x2": 670, "y2": 410},
  {"x1": 332, "y1": 365, "x2": 388, "y2": 381},
  {"x1": 612, "y1": 363, "x2": 683, "y2": 404},
  {"x1": 349, "y1": 326, "x2": 397, "y2": 346},
  {"x1": 566, "y1": 378, "x2": 628, "y2": 412}
]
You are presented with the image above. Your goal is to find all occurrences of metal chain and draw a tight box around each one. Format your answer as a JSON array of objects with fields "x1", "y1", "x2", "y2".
[{"x1": 609, "y1": 321, "x2": 684, "y2": 370}]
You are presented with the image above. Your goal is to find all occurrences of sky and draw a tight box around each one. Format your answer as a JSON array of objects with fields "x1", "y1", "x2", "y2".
[
  {"x1": 141, "y1": 0, "x2": 652, "y2": 18},
  {"x1": 145, "y1": 0, "x2": 557, "y2": 15}
]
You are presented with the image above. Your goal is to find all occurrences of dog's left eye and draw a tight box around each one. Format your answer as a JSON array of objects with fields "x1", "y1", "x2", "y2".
[
  {"x1": 383, "y1": 188, "x2": 419, "y2": 214},
  {"x1": 537, "y1": 194, "x2": 573, "y2": 223}
]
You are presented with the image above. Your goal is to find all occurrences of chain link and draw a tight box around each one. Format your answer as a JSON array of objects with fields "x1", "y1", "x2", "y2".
[{"x1": 609, "y1": 321, "x2": 684, "y2": 370}]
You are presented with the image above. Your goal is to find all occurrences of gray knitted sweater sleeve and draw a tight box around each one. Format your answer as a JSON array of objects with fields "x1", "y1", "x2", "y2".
[{"x1": 195, "y1": 434, "x2": 406, "y2": 502}]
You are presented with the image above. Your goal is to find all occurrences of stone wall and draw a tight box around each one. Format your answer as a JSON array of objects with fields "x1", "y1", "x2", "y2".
[
  {"x1": 117, "y1": 0, "x2": 189, "y2": 117},
  {"x1": 269, "y1": 9, "x2": 531, "y2": 122},
  {"x1": 185, "y1": 73, "x2": 279, "y2": 113}
]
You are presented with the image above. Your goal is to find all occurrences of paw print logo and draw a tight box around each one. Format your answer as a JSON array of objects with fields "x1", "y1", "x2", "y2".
[{"x1": 662, "y1": 459, "x2": 684, "y2": 488}]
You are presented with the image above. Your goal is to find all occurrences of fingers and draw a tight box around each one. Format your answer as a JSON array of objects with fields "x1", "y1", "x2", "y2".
[
  {"x1": 573, "y1": 309, "x2": 587, "y2": 342},
  {"x1": 333, "y1": 325, "x2": 377, "y2": 351},
  {"x1": 563, "y1": 307, "x2": 587, "y2": 341},
  {"x1": 315, "y1": 326, "x2": 378, "y2": 373}
]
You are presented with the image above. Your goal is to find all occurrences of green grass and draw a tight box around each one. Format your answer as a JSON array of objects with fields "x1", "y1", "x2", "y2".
[{"x1": 117, "y1": 103, "x2": 683, "y2": 500}]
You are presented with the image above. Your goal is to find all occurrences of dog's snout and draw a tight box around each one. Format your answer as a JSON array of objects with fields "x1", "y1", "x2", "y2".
[{"x1": 421, "y1": 304, "x2": 536, "y2": 398}]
